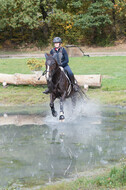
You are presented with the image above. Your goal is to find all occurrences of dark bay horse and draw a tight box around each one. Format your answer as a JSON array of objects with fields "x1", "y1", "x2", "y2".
[{"x1": 44, "y1": 53, "x2": 84, "y2": 120}]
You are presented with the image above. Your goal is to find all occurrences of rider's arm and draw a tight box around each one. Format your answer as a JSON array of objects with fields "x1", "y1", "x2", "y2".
[{"x1": 61, "y1": 48, "x2": 69, "y2": 67}]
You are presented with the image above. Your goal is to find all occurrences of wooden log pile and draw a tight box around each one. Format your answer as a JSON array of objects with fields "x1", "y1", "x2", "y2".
[{"x1": 0, "y1": 73, "x2": 102, "y2": 87}]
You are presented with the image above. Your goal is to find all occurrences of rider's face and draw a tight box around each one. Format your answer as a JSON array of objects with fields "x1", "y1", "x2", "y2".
[{"x1": 54, "y1": 43, "x2": 60, "y2": 48}]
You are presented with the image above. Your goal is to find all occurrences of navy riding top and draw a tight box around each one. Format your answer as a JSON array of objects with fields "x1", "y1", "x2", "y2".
[{"x1": 50, "y1": 47, "x2": 69, "y2": 68}]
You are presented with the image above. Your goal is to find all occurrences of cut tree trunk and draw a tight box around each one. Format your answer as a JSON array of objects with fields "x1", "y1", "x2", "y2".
[
  {"x1": 0, "y1": 73, "x2": 102, "y2": 87},
  {"x1": 75, "y1": 74, "x2": 102, "y2": 87},
  {"x1": 0, "y1": 73, "x2": 46, "y2": 85}
]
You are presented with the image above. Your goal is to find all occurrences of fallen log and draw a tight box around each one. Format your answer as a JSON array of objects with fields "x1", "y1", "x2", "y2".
[
  {"x1": 0, "y1": 73, "x2": 46, "y2": 85},
  {"x1": 0, "y1": 73, "x2": 102, "y2": 87},
  {"x1": 75, "y1": 75, "x2": 102, "y2": 87}
]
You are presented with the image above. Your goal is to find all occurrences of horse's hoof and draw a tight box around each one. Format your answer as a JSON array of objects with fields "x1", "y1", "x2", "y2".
[
  {"x1": 52, "y1": 111, "x2": 57, "y2": 117},
  {"x1": 59, "y1": 115, "x2": 65, "y2": 121}
]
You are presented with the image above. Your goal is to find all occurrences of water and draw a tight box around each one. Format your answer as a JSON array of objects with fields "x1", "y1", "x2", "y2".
[{"x1": 0, "y1": 103, "x2": 126, "y2": 188}]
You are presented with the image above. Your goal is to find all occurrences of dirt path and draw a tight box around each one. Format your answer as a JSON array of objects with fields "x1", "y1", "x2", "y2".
[
  {"x1": 0, "y1": 51, "x2": 126, "y2": 59},
  {"x1": 0, "y1": 43, "x2": 126, "y2": 58}
]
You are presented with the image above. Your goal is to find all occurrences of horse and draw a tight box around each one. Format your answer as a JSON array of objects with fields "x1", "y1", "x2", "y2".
[{"x1": 44, "y1": 53, "x2": 85, "y2": 120}]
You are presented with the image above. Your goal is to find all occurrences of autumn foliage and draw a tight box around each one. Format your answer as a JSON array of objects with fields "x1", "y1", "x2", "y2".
[{"x1": 0, "y1": 0, "x2": 126, "y2": 47}]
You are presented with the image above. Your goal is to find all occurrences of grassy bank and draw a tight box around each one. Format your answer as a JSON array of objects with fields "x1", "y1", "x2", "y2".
[
  {"x1": 5, "y1": 162, "x2": 126, "y2": 190},
  {"x1": 41, "y1": 164, "x2": 126, "y2": 190},
  {"x1": 0, "y1": 56, "x2": 126, "y2": 106}
]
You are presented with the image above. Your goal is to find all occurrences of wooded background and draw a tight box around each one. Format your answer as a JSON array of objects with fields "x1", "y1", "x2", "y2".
[{"x1": 0, "y1": 0, "x2": 125, "y2": 48}]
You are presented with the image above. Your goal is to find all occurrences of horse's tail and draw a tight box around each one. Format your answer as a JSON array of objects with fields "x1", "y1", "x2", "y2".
[{"x1": 77, "y1": 85, "x2": 89, "y2": 101}]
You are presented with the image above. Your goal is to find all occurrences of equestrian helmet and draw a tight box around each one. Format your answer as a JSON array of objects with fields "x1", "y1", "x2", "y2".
[{"x1": 53, "y1": 37, "x2": 62, "y2": 43}]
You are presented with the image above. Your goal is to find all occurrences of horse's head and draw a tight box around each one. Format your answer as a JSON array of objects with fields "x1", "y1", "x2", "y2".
[{"x1": 45, "y1": 53, "x2": 59, "y2": 81}]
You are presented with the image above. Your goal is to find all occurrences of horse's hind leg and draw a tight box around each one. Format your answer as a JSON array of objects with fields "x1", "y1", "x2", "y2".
[{"x1": 50, "y1": 94, "x2": 57, "y2": 117}]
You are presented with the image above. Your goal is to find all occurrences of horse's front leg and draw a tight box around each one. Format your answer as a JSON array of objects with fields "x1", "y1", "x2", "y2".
[
  {"x1": 50, "y1": 93, "x2": 57, "y2": 117},
  {"x1": 59, "y1": 93, "x2": 66, "y2": 121}
]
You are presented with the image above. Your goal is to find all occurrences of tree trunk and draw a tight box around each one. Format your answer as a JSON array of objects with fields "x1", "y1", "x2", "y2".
[{"x1": 111, "y1": 0, "x2": 117, "y2": 39}]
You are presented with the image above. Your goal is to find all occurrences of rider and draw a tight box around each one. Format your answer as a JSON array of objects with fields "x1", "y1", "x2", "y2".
[{"x1": 43, "y1": 37, "x2": 78, "y2": 94}]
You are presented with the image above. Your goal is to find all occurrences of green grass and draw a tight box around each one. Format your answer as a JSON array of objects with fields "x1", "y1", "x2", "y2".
[
  {"x1": 69, "y1": 56, "x2": 126, "y2": 91},
  {"x1": 0, "y1": 58, "x2": 32, "y2": 74},
  {"x1": 0, "y1": 56, "x2": 126, "y2": 106},
  {"x1": 41, "y1": 164, "x2": 126, "y2": 190},
  {"x1": 0, "y1": 85, "x2": 49, "y2": 105},
  {"x1": 93, "y1": 166, "x2": 126, "y2": 189}
]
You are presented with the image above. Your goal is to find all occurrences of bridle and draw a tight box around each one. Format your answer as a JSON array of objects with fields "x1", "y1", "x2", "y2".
[{"x1": 45, "y1": 60, "x2": 59, "y2": 81}]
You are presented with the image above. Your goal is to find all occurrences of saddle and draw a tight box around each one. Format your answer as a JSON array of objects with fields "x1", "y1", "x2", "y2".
[
  {"x1": 59, "y1": 67, "x2": 71, "y2": 83},
  {"x1": 59, "y1": 67, "x2": 78, "y2": 92}
]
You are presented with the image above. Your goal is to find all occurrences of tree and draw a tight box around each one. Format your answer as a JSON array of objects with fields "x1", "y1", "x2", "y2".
[
  {"x1": 74, "y1": 0, "x2": 114, "y2": 44},
  {"x1": 40, "y1": 0, "x2": 56, "y2": 20},
  {"x1": 46, "y1": 0, "x2": 90, "y2": 44},
  {"x1": 0, "y1": 0, "x2": 126, "y2": 47},
  {"x1": 114, "y1": 0, "x2": 126, "y2": 37},
  {"x1": 111, "y1": 0, "x2": 116, "y2": 39},
  {"x1": 0, "y1": 0, "x2": 41, "y2": 30}
]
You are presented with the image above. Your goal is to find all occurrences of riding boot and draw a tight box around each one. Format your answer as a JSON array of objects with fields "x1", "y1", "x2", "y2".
[
  {"x1": 69, "y1": 75, "x2": 78, "y2": 92},
  {"x1": 43, "y1": 88, "x2": 50, "y2": 94},
  {"x1": 43, "y1": 81, "x2": 53, "y2": 94}
]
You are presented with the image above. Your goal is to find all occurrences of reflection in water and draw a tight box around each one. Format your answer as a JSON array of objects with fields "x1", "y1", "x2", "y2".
[{"x1": 0, "y1": 104, "x2": 126, "y2": 188}]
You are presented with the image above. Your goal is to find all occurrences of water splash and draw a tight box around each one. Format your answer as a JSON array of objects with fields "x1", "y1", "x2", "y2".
[{"x1": 44, "y1": 99, "x2": 101, "y2": 125}]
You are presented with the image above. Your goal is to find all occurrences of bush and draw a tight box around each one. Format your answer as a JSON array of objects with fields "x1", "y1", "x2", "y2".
[{"x1": 27, "y1": 58, "x2": 45, "y2": 71}]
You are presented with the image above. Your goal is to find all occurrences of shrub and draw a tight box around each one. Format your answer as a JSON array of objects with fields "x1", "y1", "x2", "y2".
[{"x1": 27, "y1": 58, "x2": 45, "y2": 71}]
